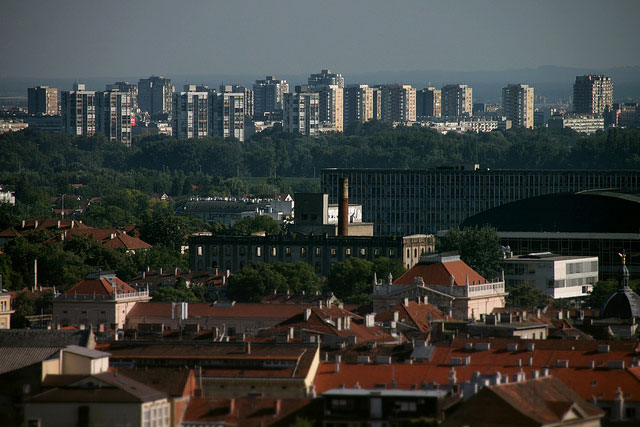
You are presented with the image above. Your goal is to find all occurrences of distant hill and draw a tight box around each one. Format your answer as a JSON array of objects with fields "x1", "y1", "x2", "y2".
[{"x1": 2, "y1": 66, "x2": 639, "y2": 103}]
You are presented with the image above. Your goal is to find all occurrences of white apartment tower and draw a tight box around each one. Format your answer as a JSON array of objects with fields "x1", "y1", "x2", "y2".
[
  {"x1": 344, "y1": 84, "x2": 374, "y2": 125},
  {"x1": 211, "y1": 92, "x2": 245, "y2": 141},
  {"x1": 441, "y1": 84, "x2": 473, "y2": 118},
  {"x1": 253, "y1": 76, "x2": 289, "y2": 119},
  {"x1": 96, "y1": 90, "x2": 133, "y2": 146},
  {"x1": 172, "y1": 89, "x2": 209, "y2": 139},
  {"x1": 283, "y1": 92, "x2": 319, "y2": 136},
  {"x1": 502, "y1": 84, "x2": 534, "y2": 129},
  {"x1": 380, "y1": 84, "x2": 416, "y2": 122},
  {"x1": 61, "y1": 83, "x2": 96, "y2": 137}
]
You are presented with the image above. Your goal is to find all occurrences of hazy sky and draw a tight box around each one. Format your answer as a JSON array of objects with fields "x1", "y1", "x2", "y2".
[{"x1": 1, "y1": 0, "x2": 639, "y2": 78}]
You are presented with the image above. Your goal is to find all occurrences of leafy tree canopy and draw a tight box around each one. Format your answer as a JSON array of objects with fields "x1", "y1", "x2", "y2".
[{"x1": 437, "y1": 226, "x2": 504, "y2": 280}]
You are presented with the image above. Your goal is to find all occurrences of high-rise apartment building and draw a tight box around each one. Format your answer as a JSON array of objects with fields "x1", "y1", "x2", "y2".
[
  {"x1": 308, "y1": 69, "x2": 344, "y2": 88},
  {"x1": 573, "y1": 75, "x2": 613, "y2": 115},
  {"x1": 416, "y1": 87, "x2": 441, "y2": 118},
  {"x1": 380, "y1": 84, "x2": 416, "y2": 122},
  {"x1": 502, "y1": 84, "x2": 534, "y2": 129},
  {"x1": 441, "y1": 84, "x2": 473, "y2": 118},
  {"x1": 316, "y1": 85, "x2": 344, "y2": 132},
  {"x1": 253, "y1": 76, "x2": 289, "y2": 119},
  {"x1": 138, "y1": 76, "x2": 174, "y2": 116},
  {"x1": 172, "y1": 89, "x2": 208, "y2": 139},
  {"x1": 106, "y1": 82, "x2": 138, "y2": 113},
  {"x1": 61, "y1": 83, "x2": 96, "y2": 137},
  {"x1": 28, "y1": 86, "x2": 58, "y2": 115},
  {"x1": 372, "y1": 87, "x2": 383, "y2": 121},
  {"x1": 96, "y1": 90, "x2": 132, "y2": 146},
  {"x1": 210, "y1": 92, "x2": 245, "y2": 141},
  {"x1": 344, "y1": 84, "x2": 374, "y2": 125},
  {"x1": 220, "y1": 85, "x2": 253, "y2": 119},
  {"x1": 283, "y1": 92, "x2": 319, "y2": 136}
]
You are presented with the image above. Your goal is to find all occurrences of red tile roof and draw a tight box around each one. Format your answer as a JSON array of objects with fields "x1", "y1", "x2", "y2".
[
  {"x1": 394, "y1": 259, "x2": 486, "y2": 286},
  {"x1": 65, "y1": 276, "x2": 137, "y2": 296},
  {"x1": 376, "y1": 301, "x2": 452, "y2": 332},
  {"x1": 63, "y1": 229, "x2": 151, "y2": 250},
  {"x1": 442, "y1": 376, "x2": 603, "y2": 427}
]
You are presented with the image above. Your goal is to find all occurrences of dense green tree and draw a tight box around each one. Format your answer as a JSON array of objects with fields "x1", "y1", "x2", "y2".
[
  {"x1": 505, "y1": 284, "x2": 550, "y2": 308},
  {"x1": 230, "y1": 215, "x2": 282, "y2": 236},
  {"x1": 327, "y1": 258, "x2": 375, "y2": 305},
  {"x1": 583, "y1": 279, "x2": 640, "y2": 309},
  {"x1": 226, "y1": 262, "x2": 322, "y2": 302},
  {"x1": 437, "y1": 226, "x2": 504, "y2": 280},
  {"x1": 373, "y1": 257, "x2": 406, "y2": 282}
]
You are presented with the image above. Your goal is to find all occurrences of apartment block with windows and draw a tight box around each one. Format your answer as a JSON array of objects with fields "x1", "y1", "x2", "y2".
[
  {"x1": 283, "y1": 92, "x2": 319, "y2": 136},
  {"x1": 96, "y1": 90, "x2": 132, "y2": 146},
  {"x1": 416, "y1": 87, "x2": 441, "y2": 119},
  {"x1": 573, "y1": 74, "x2": 613, "y2": 115},
  {"x1": 138, "y1": 76, "x2": 174, "y2": 116},
  {"x1": 441, "y1": 84, "x2": 473, "y2": 118},
  {"x1": 61, "y1": 83, "x2": 96, "y2": 137},
  {"x1": 28, "y1": 86, "x2": 58, "y2": 115},
  {"x1": 502, "y1": 84, "x2": 534, "y2": 129},
  {"x1": 380, "y1": 84, "x2": 416, "y2": 123},
  {"x1": 344, "y1": 84, "x2": 374, "y2": 125},
  {"x1": 253, "y1": 76, "x2": 289, "y2": 119},
  {"x1": 172, "y1": 90, "x2": 209, "y2": 139}
]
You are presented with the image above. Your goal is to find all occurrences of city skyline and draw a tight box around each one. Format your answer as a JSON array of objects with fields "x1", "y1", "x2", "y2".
[{"x1": 2, "y1": 1, "x2": 640, "y2": 79}]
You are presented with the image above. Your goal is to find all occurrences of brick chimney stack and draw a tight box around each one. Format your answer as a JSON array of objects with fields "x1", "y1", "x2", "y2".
[{"x1": 338, "y1": 177, "x2": 349, "y2": 236}]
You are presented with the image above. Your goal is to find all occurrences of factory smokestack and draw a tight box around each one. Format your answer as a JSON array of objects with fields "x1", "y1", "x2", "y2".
[{"x1": 338, "y1": 177, "x2": 349, "y2": 236}]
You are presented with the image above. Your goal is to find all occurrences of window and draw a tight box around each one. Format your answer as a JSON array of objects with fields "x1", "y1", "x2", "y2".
[
  {"x1": 345, "y1": 248, "x2": 351, "y2": 256},
  {"x1": 272, "y1": 247, "x2": 277, "y2": 256},
  {"x1": 300, "y1": 247, "x2": 307, "y2": 256},
  {"x1": 256, "y1": 246, "x2": 262, "y2": 256},
  {"x1": 197, "y1": 246, "x2": 203, "y2": 256},
  {"x1": 239, "y1": 246, "x2": 246, "y2": 256},
  {"x1": 374, "y1": 248, "x2": 380, "y2": 256},
  {"x1": 389, "y1": 249, "x2": 395, "y2": 257},
  {"x1": 360, "y1": 248, "x2": 366, "y2": 256},
  {"x1": 331, "y1": 248, "x2": 337, "y2": 257},
  {"x1": 211, "y1": 246, "x2": 218, "y2": 256},
  {"x1": 285, "y1": 247, "x2": 291, "y2": 256},
  {"x1": 315, "y1": 247, "x2": 321, "y2": 256},
  {"x1": 225, "y1": 246, "x2": 231, "y2": 256}
]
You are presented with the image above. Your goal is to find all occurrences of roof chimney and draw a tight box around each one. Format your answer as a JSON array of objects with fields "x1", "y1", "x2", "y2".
[{"x1": 338, "y1": 177, "x2": 349, "y2": 236}]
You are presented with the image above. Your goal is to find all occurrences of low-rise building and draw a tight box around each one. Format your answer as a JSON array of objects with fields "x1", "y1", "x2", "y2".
[
  {"x1": 375, "y1": 254, "x2": 507, "y2": 320},
  {"x1": 189, "y1": 233, "x2": 432, "y2": 276},
  {"x1": 0, "y1": 290, "x2": 14, "y2": 329},
  {"x1": 503, "y1": 252, "x2": 598, "y2": 299},
  {"x1": 548, "y1": 113, "x2": 604, "y2": 134},
  {"x1": 53, "y1": 271, "x2": 151, "y2": 329}
]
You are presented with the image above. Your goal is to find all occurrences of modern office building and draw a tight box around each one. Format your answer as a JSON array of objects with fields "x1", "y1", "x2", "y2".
[
  {"x1": 441, "y1": 84, "x2": 473, "y2": 118},
  {"x1": 308, "y1": 69, "x2": 344, "y2": 88},
  {"x1": 343, "y1": 85, "x2": 374, "y2": 125},
  {"x1": 503, "y1": 253, "x2": 598, "y2": 299},
  {"x1": 138, "y1": 76, "x2": 174, "y2": 116},
  {"x1": 502, "y1": 84, "x2": 534, "y2": 129},
  {"x1": 96, "y1": 90, "x2": 133, "y2": 146},
  {"x1": 608, "y1": 103, "x2": 640, "y2": 127},
  {"x1": 28, "y1": 86, "x2": 58, "y2": 115},
  {"x1": 210, "y1": 91, "x2": 245, "y2": 141},
  {"x1": 283, "y1": 92, "x2": 320, "y2": 136},
  {"x1": 253, "y1": 76, "x2": 289, "y2": 119},
  {"x1": 463, "y1": 191, "x2": 640, "y2": 279},
  {"x1": 106, "y1": 81, "x2": 138, "y2": 113},
  {"x1": 380, "y1": 84, "x2": 416, "y2": 123},
  {"x1": 172, "y1": 89, "x2": 209, "y2": 139},
  {"x1": 573, "y1": 75, "x2": 613, "y2": 115},
  {"x1": 322, "y1": 167, "x2": 640, "y2": 236},
  {"x1": 416, "y1": 87, "x2": 441, "y2": 118},
  {"x1": 61, "y1": 83, "x2": 96, "y2": 137}
]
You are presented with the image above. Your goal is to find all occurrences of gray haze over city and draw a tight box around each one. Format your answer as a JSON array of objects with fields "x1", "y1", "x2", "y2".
[{"x1": 2, "y1": 0, "x2": 640, "y2": 100}]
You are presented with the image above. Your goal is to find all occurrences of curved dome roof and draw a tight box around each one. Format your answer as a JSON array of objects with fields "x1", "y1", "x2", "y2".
[
  {"x1": 462, "y1": 191, "x2": 640, "y2": 233},
  {"x1": 600, "y1": 288, "x2": 640, "y2": 319}
]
